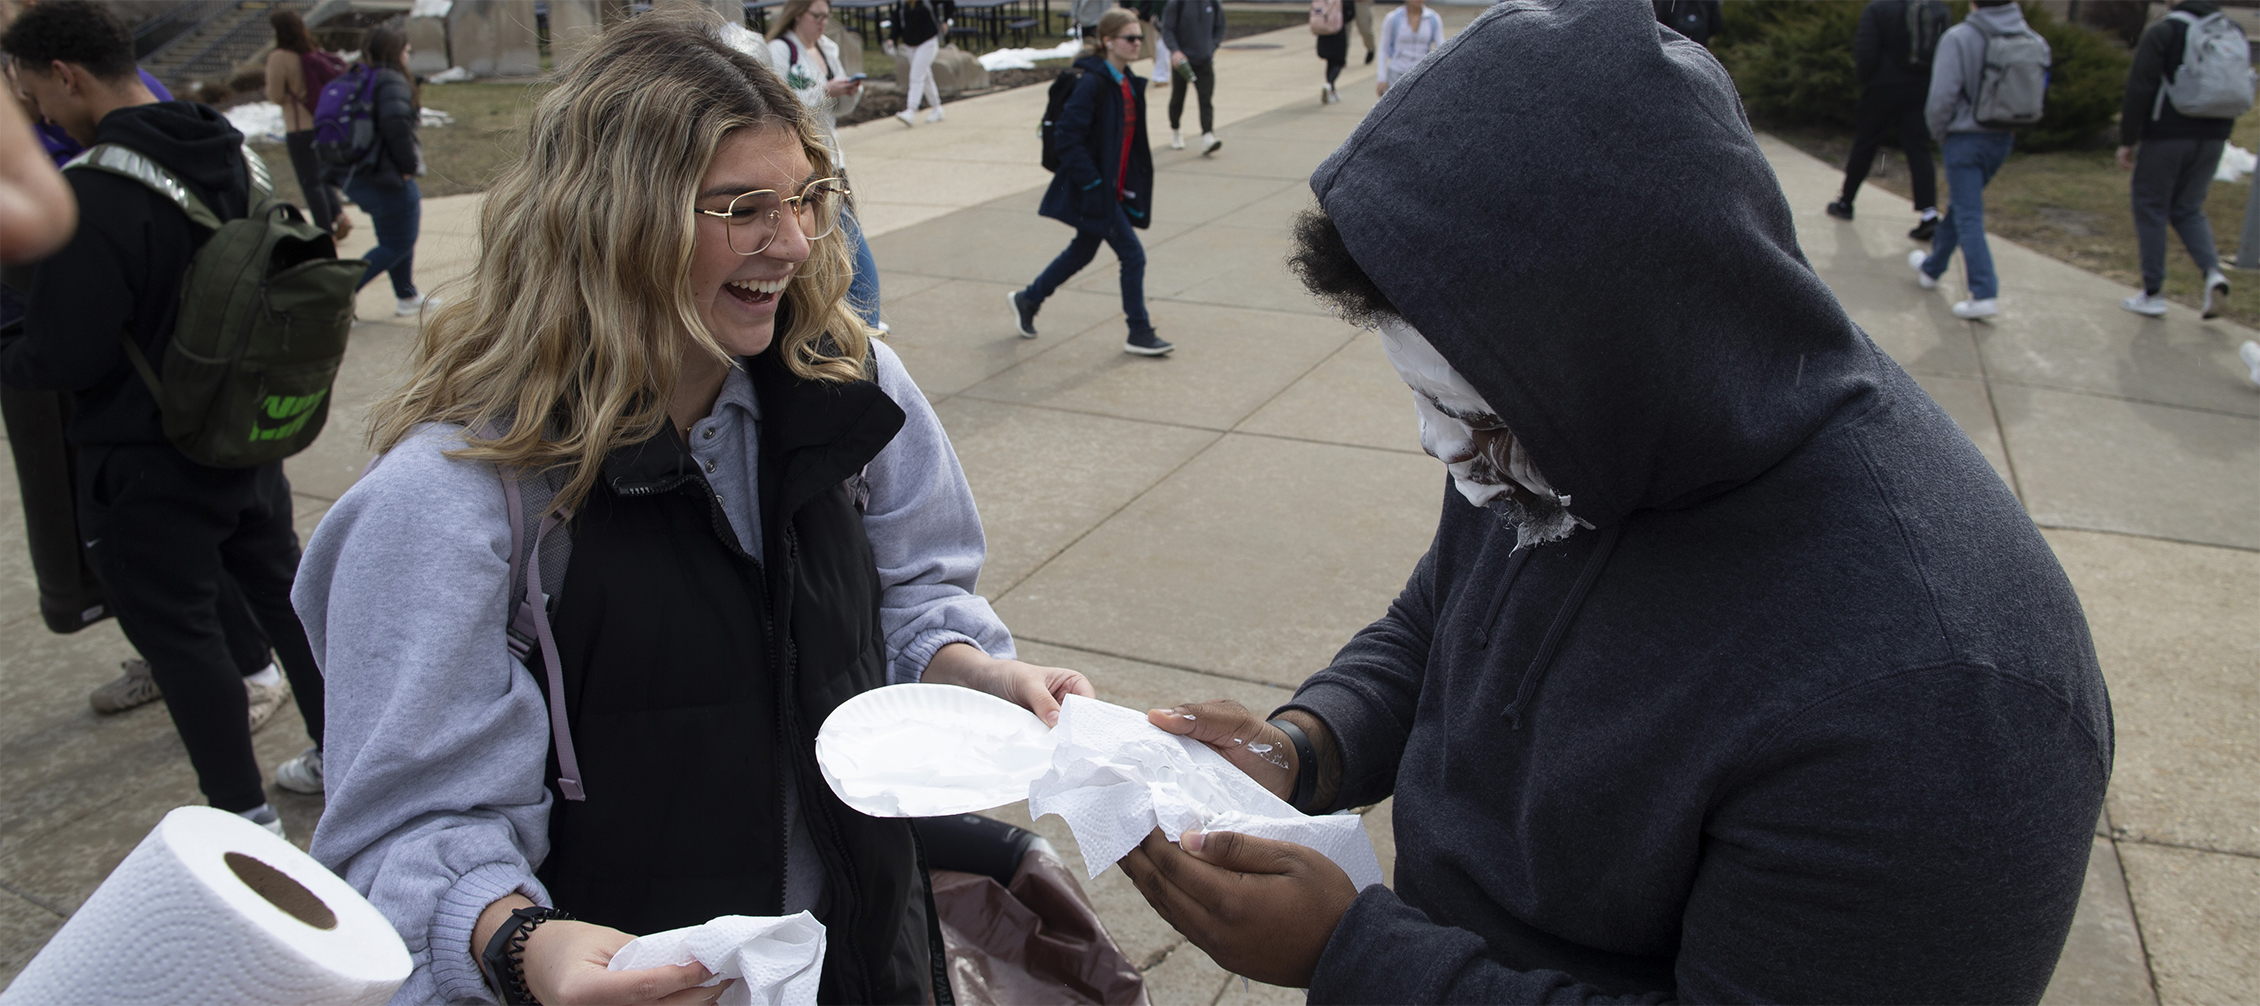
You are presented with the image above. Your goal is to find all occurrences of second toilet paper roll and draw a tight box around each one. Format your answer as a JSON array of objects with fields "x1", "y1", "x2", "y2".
[{"x1": 0, "y1": 805, "x2": 410, "y2": 1006}]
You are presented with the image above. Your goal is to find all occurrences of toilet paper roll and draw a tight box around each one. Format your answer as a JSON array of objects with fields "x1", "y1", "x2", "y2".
[{"x1": 0, "y1": 806, "x2": 411, "y2": 1006}]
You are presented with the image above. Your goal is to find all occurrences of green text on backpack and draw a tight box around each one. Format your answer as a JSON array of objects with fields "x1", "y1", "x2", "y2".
[{"x1": 62, "y1": 143, "x2": 362, "y2": 468}]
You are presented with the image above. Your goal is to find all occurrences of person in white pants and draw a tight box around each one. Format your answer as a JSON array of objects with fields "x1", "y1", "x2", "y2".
[{"x1": 891, "y1": 0, "x2": 950, "y2": 125}]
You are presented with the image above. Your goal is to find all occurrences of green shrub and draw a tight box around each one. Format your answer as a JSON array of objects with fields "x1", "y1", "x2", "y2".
[{"x1": 1712, "y1": 1, "x2": 2129, "y2": 152}]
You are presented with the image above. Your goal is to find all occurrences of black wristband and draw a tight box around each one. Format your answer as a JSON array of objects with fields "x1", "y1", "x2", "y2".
[
  {"x1": 480, "y1": 905, "x2": 574, "y2": 1006},
  {"x1": 1268, "y1": 717, "x2": 1318, "y2": 813}
]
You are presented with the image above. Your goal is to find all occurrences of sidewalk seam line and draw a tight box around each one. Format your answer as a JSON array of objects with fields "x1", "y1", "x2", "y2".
[
  {"x1": 0, "y1": 877, "x2": 69, "y2": 918},
  {"x1": 2107, "y1": 835, "x2": 2167, "y2": 1004},
  {"x1": 2113, "y1": 835, "x2": 2260, "y2": 862},
  {"x1": 2031, "y1": 522, "x2": 2260, "y2": 555},
  {"x1": 983, "y1": 431, "x2": 1226, "y2": 598},
  {"x1": 1011, "y1": 635, "x2": 1295, "y2": 692},
  {"x1": 1968, "y1": 327, "x2": 2029, "y2": 504}
]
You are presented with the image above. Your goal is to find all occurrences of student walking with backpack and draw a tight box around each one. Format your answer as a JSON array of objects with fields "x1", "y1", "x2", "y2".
[
  {"x1": 265, "y1": 9, "x2": 353, "y2": 239},
  {"x1": 1911, "y1": 0, "x2": 2049, "y2": 321},
  {"x1": 1312, "y1": 0, "x2": 1350, "y2": 105},
  {"x1": 295, "y1": 15, "x2": 1090, "y2": 1002},
  {"x1": 1161, "y1": 0, "x2": 1225, "y2": 153},
  {"x1": 2116, "y1": 0, "x2": 2253, "y2": 319},
  {"x1": 1827, "y1": 0, "x2": 1948, "y2": 240},
  {"x1": 344, "y1": 25, "x2": 430, "y2": 317},
  {"x1": 0, "y1": 0, "x2": 343, "y2": 837},
  {"x1": 1009, "y1": 9, "x2": 1171, "y2": 356}
]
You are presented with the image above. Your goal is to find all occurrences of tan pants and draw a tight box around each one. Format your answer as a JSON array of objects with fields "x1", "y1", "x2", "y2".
[{"x1": 1353, "y1": 0, "x2": 1374, "y2": 52}]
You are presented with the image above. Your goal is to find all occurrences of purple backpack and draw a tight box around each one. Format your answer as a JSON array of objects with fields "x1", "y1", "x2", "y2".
[{"x1": 311, "y1": 64, "x2": 379, "y2": 168}]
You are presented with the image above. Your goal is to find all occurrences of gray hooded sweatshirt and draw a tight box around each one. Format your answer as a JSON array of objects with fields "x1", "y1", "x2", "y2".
[
  {"x1": 1925, "y1": 2, "x2": 2049, "y2": 139},
  {"x1": 295, "y1": 341, "x2": 1013, "y2": 1004},
  {"x1": 1287, "y1": 2, "x2": 2107, "y2": 1002}
]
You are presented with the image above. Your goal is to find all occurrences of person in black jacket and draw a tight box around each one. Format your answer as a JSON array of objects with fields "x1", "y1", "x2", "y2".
[
  {"x1": 1009, "y1": 9, "x2": 1171, "y2": 356},
  {"x1": 1118, "y1": 5, "x2": 2107, "y2": 1001},
  {"x1": 2117, "y1": 0, "x2": 2239, "y2": 319},
  {"x1": 1827, "y1": 0, "x2": 1947, "y2": 240},
  {"x1": 345, "y1": 24, "x2": 429, "y2": 317},
  {"x1": 0, "y1": 0, "x2": 326, "y2": 836}
]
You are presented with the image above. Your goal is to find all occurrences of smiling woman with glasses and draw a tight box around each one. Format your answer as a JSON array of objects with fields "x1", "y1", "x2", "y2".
[{"x1": 297, "y1": 11, "x2": 1092, "y2": 1006}]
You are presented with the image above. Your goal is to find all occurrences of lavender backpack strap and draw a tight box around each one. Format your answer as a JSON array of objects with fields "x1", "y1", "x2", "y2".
[{"x1": 487, "y1": 422, "x2": 589, "y2": 802}]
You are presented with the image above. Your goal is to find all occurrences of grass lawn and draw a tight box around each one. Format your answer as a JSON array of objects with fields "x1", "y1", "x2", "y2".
[
  {"x1": 1775, "y1": 113, "x2": 2260, "y2": 329},
  {"x1": 252, "y1": 79, "x2": 549, "y2": 209}
]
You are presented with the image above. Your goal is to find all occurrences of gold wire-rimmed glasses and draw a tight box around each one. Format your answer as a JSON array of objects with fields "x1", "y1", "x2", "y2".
[{"x1": 695, "y1": 177, "x2": 850, "y2": 256}]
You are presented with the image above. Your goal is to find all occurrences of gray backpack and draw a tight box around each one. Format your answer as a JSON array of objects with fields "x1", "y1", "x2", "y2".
[
  {"x1": 1971, "y1": 19, "x2": 2051, "y2": 129},
  {"x1": 2158, "y1": 10, "x2": 2256, "y2": 121}
]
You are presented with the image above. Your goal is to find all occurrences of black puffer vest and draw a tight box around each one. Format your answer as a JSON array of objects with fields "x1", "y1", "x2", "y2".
[{"x1": 532, "y1": 347, "x2": 940, "y2": 1003}]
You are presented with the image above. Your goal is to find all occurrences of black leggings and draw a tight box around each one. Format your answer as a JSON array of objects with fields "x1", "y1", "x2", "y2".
[
  {"x1": 1169, "y1": 58, "x2": 1216, "y2": 133},
  {"x1": 79, "y1": 447, "x2": 324, "y2": 812},
  {"x1": 1325, "y1": 58, "x2": 1345, "y2": 85},
  {"x1": 283, "y1": 130, "x2": 345, "y2": 233}
]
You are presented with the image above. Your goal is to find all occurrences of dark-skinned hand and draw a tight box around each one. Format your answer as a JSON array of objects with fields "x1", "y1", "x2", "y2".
[
  {"x1": 1145, "y1": 700, "x2": 1295, "y2": 801},
  {"x1": 1121, "y1": 826, "x2": 1360, "y2": 989}
]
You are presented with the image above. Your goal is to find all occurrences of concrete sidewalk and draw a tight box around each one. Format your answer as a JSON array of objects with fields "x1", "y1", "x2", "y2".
[{"x1": 4, "y1": 9, "x2": 2255, "y2": 1004}]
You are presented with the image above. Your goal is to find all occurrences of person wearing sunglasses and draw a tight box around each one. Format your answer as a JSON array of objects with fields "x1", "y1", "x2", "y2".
[
  {"x1": 1009, "y1": 8, "x2": 1172, "y2": 356},
  {"x1": 295, "y1": 13, "x2": 1092, "y2": 1005}
]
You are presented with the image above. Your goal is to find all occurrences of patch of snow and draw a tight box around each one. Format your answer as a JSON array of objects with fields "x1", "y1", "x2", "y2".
[
  {"x1": 976, "y1": 39, "x2": 1079, "y2": 71},
  {"x1": 2214, "y1": 143, "x2": 2254, "y2": 184},
  {"x1": 226, "y1": 102, "x2": 288, "y2": 144},
  {"x1": 427, "y1": 65, "x2": 474, "y2": 84},
  {"x1": 420, "y1": 107, "x2": 455, "y2": 128},
  {"x1": 410, "y1": 0, "x2": 453, "y2": 17}
]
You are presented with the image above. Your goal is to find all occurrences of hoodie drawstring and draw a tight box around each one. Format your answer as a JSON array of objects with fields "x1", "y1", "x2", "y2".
[{"x1": 1503, "y1": 521, "x2": 1624, "y2": 729}]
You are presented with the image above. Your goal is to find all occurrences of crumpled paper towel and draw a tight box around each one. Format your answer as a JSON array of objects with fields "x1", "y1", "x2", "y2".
[
  {"x1": 1028, "y1": 695, "x2": 1385, "y2": 890},
  {"x1": 606, "y1": 913, "x2": 825, "y2": 1006}
]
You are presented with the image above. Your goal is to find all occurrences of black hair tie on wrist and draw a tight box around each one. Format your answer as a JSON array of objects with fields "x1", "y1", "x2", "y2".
[
  {"x1": 481, "y1": 905, "x2": 575, "y2": 1006},
  {"x1": 1268, "y1": 717, "x2": 1318, "y2": 813}
]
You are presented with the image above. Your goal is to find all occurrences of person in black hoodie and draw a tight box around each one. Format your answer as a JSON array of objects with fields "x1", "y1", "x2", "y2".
[
  {"x1": 0, "y1": 0, "x2": 326, "y2": 836},
  {"x1": 1009, "y1": 9, "x2": 1171, "y2": 356},
  {"x1": 345, "y1": 24, "x2": 430, "y2": 318},
  {"x1": 1827, "y1": 0, "x2": 1947, "y2": 240},
  {"x1": 1117, "y1": 3, "x2": 2110, "y2": 1001},
  {"x1": 2116, "y1": 0, "x2": 2239, "y2": 319}
]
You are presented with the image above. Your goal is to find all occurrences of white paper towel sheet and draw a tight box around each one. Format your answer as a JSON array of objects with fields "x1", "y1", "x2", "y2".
[
  {"x1": 607, "y1": 912, "x2": 825, "y2": 1006},
  {"x1": 0, "y1": 806, "x2": 410, "y2": 1006},
  {"x1": 1028, "y1": 696, "x2": 1385, "y2": 889}
]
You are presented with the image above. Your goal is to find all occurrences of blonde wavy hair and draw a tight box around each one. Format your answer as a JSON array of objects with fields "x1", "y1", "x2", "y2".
[{"x1": 366, "y1": 9, "x2": 869, "y2": 512}]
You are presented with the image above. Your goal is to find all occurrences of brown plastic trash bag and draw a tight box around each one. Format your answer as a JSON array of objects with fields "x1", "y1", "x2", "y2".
[{"x1": 931, "y1": 851, "x2": 1150, "y2": 1005}]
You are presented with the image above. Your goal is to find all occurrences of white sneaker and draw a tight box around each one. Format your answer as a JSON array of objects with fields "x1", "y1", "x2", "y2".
[
  {"x1": 244, "y1": 667, "x2": 289, "y2": 733},
  {"x1": 1170, "y1": 130, "x2": 1185, "y2": 150},
  {"x1": 2203, "y1": 269, "x2": 2230, "y2": 319},
  {"x1": 894, "y1": 110, "x2": 916, "y2": 127},
  {"x1": 2121, "y1": 292, "x2": 2168, "y2": 317},
  {"x1": 1201, "y1": 132, "x2": 1221, "y2": 156},
  {"x1": 394, "y1": 293, "x2": 435, "y2": 317},
  {"x1": 274, "y1": 746, "x2": 323, "y2": 796},
  {"x1": 1951, "y1": 298, "x2": 1999, "y2": 320},
  {"x1": 1908, "y1": 250, "x2": 1937, "y2": 290},
  {"x1": 925, "y1": 108, "x2": 945, "y2": 123},
  {"x1": 240, "y1": 803, "x2": 285, "y2": 839},
  {"x1": 2239, "y1": 340, "x2": 2260, "y2": 387}
]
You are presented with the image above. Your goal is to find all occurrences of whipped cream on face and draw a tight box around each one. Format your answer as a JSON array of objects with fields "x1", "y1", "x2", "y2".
[{"x1": 1378, "y1": 318, "x2": 1562, "y2": 508}]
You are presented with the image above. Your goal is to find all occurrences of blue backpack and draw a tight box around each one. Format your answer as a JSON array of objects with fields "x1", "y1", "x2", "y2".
[{"x1": 311, "y1": 64, "x2": 380, "y2": 168}]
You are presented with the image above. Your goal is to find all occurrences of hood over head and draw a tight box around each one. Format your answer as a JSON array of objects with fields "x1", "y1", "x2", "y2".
[
  {"x1": 1310, "y1": 0, "x2": 1880, "y2": 530},
  {"x1": 93, "y1": 100, "x2": 252, "y2": 214}
]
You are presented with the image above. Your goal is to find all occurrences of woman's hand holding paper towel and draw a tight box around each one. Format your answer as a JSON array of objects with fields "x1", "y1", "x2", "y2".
[
  {"x1": 474, "y1": 895, "x2": 729, "y2": 1005},
  {"x1": 1120, "y1": 826, "x2": 1360, "y2": 989},
  {"x1": 921, "y1": 641, "x2": 1094, "y2": 727}
]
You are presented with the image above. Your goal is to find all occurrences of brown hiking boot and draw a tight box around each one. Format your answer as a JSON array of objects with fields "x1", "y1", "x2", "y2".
[{"x1": 89, "y1": 658, "x2": 162, "y2": 714}]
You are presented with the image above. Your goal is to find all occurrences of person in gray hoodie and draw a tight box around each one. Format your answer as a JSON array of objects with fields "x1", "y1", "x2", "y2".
[
  {"x1": 1115, "y1": 2, "x2": 2107, "y2": 1001},
  {"x1": 1162, "y1": 0, "x2": 1226, "y2": 154},
  {"x1": 1911, "y1": 0, "x2": 2047, "y2": 321}
]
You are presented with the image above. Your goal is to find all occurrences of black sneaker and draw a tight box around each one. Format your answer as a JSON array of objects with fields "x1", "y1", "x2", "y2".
[
  {"x1": 1124, "y1": 328, "x2": 1174, "y2": 356},
  {"x1": 1825, "y1": 200, "x2": 1854, "y2": 221},
  {"x1": 1363, "y1": 49, "x2": 1375, "y2": 65},
  {"x1": 1007, "y1": 290, "x2": 1039, "y2": 338},
  {"x1": 1908, "y1": 216, "x2": 1939, "y2": 242}
]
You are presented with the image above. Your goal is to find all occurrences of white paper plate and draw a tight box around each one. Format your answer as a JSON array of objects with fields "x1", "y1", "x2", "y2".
[{"x1": 814, "y1": 683, "x2": 1057, "y2": 818}]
